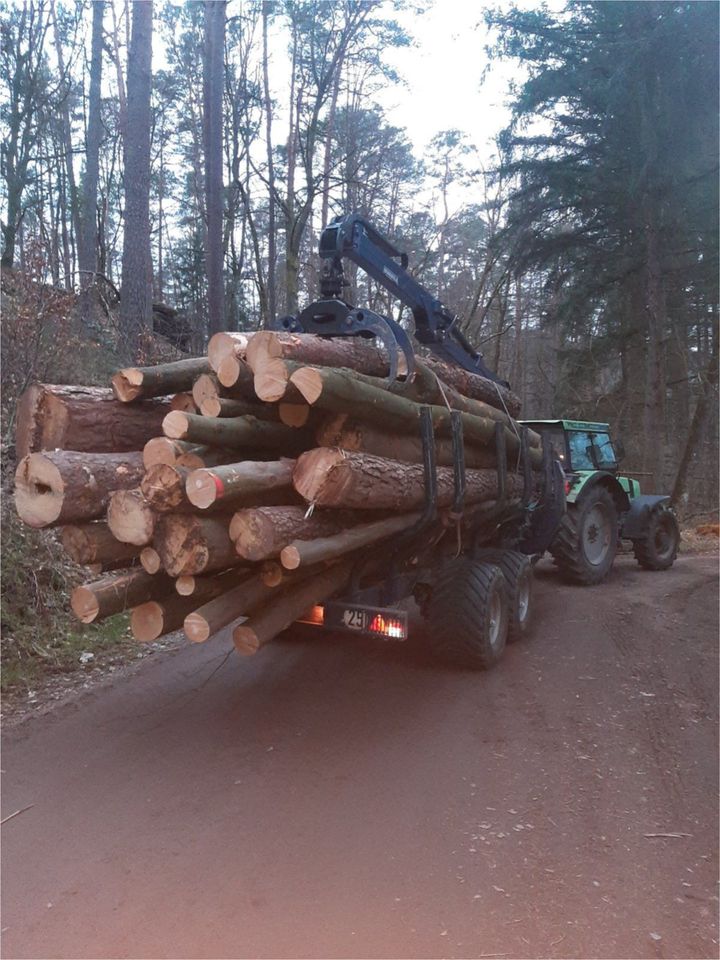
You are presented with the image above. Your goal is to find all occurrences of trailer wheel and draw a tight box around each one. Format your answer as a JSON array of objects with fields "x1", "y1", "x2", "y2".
[
  {"x1": 632, "y1": 505, "x2": 680, "y2": 570},
  {"x1": 423, "y1": 559, "x2": 509, "y2": 669},
  {"x1": 476, "y1": 550, "x2": 534, "y2": 642},
  {"x1": 550, "y1": 487, "x2": 618, "y2": 585}
]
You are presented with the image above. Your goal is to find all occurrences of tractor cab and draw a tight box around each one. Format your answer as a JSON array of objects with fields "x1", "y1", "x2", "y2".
[{"x1": 521, "y1": 419, "x2": 620, "y2": 476}]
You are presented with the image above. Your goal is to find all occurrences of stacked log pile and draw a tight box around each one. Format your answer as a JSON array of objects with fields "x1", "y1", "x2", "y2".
[{"x1": 13, "y1": 331, "x2": 539, "y2": 659}]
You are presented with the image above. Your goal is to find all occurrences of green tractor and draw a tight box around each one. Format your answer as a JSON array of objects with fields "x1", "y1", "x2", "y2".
[{"x1": 521, "y1": 419, "x2": 680, "y2": 585}]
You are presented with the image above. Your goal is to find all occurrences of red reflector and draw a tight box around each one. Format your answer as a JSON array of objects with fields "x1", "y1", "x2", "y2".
[
  {"x1": 564, "y1": 479, "x2": 572, "y2": 495},
  {"x1": 368, "y1": 614, "x2": 406, "y2": 639}
]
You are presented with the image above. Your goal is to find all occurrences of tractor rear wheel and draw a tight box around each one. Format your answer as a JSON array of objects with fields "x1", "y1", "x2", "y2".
[
  {"x1": 633, "y1": 505, "x2": 680, "y2": 570},
  {"x1": 476, "y1": 550, "x2": 534, "y2": 642},
  {"x1": 550, "y1": 487, "x2": 618, "y2": 585},
  {"x1": 423, "y1": 558, "x2": 509, "y2": 669}
]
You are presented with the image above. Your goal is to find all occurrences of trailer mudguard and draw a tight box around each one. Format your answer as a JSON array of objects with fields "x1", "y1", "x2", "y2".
[{"x1": 620, "y1": 495, "x2": 671, "y2": 540}]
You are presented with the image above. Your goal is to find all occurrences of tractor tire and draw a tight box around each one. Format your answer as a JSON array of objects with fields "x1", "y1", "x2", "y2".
[
  {"x1": 476, "y1": 550, "x2": 534, "y2": 642},
  {"x1": 422, "y1": 558, "x2": 509, "y2": 669},
  {"x1": 550, "y1": 487, "x2": 618, "y2": 585},
  {"x1": 632, "y1": 505, "x2": 680, "y2": 570}
]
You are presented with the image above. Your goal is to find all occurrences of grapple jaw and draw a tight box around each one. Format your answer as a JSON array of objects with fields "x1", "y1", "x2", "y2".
[{"x1": 269, "y1": 300, "x2": 416, "y2": 382}]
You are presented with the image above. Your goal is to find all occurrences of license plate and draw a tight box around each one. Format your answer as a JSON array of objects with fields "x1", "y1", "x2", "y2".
[{"x1": 323, "y1": 602, "x2": 408, "y2": 640}]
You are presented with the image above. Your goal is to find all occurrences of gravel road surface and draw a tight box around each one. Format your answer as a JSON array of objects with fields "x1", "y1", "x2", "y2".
[{"x1": 2, "y1": 555, "x2": 718, "y2": 960}]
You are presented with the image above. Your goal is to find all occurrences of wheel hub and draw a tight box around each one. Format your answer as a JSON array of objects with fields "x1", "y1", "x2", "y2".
[{"x1": 583, "y1": 504, "x2": 612, "y2": 565}]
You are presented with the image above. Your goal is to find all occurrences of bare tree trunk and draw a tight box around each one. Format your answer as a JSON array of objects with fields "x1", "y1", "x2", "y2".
[
  {"x1": 119, "y1": 0, "x2": 153, "y2": 361},
  {"x1": 642, "y1": 215, "x2": 667, "y2": 490},
  {"x1": 79, "y1": 0, "x2": 104, "y2": 297},
  {"x1": 203, "y1": 0, "x2": 226, "y2": 337},
  {"x1": 262, "y1": 1, "x2": 277, "y2": 324}
]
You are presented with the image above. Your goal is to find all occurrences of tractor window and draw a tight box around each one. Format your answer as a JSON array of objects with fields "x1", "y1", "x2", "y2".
[
  {"x1": 567, "y1": 431, "x2": 617, "y2": 471},
  {"x1": 538, "y1": 427, "x2": 568, "y2": 467}
]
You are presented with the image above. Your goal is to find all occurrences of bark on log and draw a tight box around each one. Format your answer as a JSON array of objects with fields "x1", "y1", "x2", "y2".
[
  {"x1": 153, "y1": 514, "x2": 240, "y2": 576},
  {"x1": 15, "y1": 451, "x2": 144, "y2": 528},
  {"x1": 141, "y1": 463, "x2": 193, "y2": 513},
  {"x1": 244, "y1": 331, "x2": 406, "y2": 378},
  {"x1": 71, "y1": 568, "x2": 174, "y2": 623},
  {"x1": 162, "y1": 410, "x2": 310, "y2": 453},
  {"x1": 423, "y1": 357, "x2": 521, "y2": 417},
  {"x1": 15, "y1": 383, "x2": 171, "y2": 459},
  {"x1": 185, "y1": 459, "x2": 295, "y2": 509},
  {"x1": 200, "y1": 397, "x2": 269, "y2": 419},
  {"x1": 280, "y1": 513, "x2": 420, "y2": 569},
  {"x1": 317, "y1": 414, "x2": 510, "y2": 470},
  {"x1": 233, "y1": 561, "x2": 352, "y2": 656},
  {"x1": 293, "y1": 448, "x2": 523, "y2": 511},
  {"x1": 288, "y1": 366, "x2": 540, "y2": 467},
  {"x1": 112, "y1": 357, "x2": 212, "y2": 402},
  {"x1": 107, "y1": 488, "x2": 157, "y2": 545},
  {"x1": 230, "y1": 505, "x2": 349, "y2": 561},
  {"x1": 61, "y1": 522, "x2": 139, "y2": 567},
  {"x1": 175, "y1": 447, "x2": 239, "y2": 470},
  {"x1": 140, "y1": 547, "x2": 162, "y2": 574},
  {"x1": 207, "y1": 331, "x2": 251, "y2": 373},
  {"x1": 131, "y1": 590, "x2": 224, "y2": 641}
]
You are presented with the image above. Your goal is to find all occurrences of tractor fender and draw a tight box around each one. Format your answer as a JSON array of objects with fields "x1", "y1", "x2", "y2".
[
  {"x1": 567, "y1": 472, "x2": 631, "y2": 515},
  {"x1": 620, "y1": 495, "x2": 671, "y2": 540}
]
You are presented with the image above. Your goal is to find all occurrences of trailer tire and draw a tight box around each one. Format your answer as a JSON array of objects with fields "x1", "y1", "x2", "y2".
[
  {"x1": 632, "y1": 505, "x2": 680, "y2": 570},
  {"x1": 423, "y1": 559, "x2": 509, "y2": 669},
  {"x1": 476, "y1": 550, "x2": 534, "y2": 642},
  {"x1": 550, "y1": 487, "x2": 618, "y2": 585}
]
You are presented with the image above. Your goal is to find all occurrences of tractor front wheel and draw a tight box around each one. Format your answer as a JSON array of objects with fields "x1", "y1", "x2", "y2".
[
  {"x1": 550, "y1": 487, "x2": 618, "y2": 585},
  {"x1": 633, "y1": 505, "x2": 680, "y2": 570}
]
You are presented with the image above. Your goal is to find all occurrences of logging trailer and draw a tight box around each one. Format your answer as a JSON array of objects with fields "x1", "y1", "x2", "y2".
[{"x1": 270, "y1": 214, "x2": 565, "y2": 668}]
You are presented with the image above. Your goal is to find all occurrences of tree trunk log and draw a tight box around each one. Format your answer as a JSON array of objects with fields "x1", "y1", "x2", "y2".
[
  {"x1": 281, "y1": 513, "x2": 420, "y2": 569},
  {"x1": 293, "y1": 448, "x2": 523, "y2": 510},
  {"x1": 423, "y1": 357, "x2": 521, "y2": 417},
  {"x1": 216, "y1": 354, "x2": 257, "y2": 391},
  {"x1": 131, "y1": 581, "x2": 231, "y2": 641},
  {"x1": 186, "y1": 459, "x2": 295, "y2": 509},
  {"x1": 112, "y1": 357, "x2": 212, "y2": 402},
  {"x1": 162, "y1": 410, "x2": 310, "y2": 454},
  {"x1": 244, "y1": 331, "x2": 406, "y2": 377},
  {"x1": 107, "y1": 488, "x2": 157, "y2": 545},
  {"x1": 317, "y1": 414, "x2": 519, "y2": 470},
  {"x1": 230, "y1": 505, "x2": 350, "y2": 561},
  {"x1": 143, "y1": 437, "x2": 206, "y2": 469},
  {"x1": 174, "y1": 565, "x2": 249, "y2": 597},
  {"x1": 288, "y1": 366, "x2": 540, "y2": 467},
  {"x1": 153, "y1": 514, "x2": 240, "y2": 576},
  {"x1": 233, "y1": 560, "x2": 352, "y2": 656},
  {"x1": 71, "y1": 568, "x2": 174, "y2": 623},
  {"x1": 184, "y1": 572, "x2": 277, "y2": 643},
  {"x1": 61, "y1": 522, "x2": 139, "y2": 567},
  {"x1": 278, "y1": 403, "x2": 311, "y2": 427},
  {"x1": 15, "y1": 451, "x2": 144, "y2": 528},
  {"x1": 15, "y1": 383, "x2": 171, "y2": 459}
]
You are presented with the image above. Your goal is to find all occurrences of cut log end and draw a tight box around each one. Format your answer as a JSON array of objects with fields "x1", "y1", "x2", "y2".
[
  {"x1": 14, "y1": 454, "x2": 64, "y2": 527},
  {"x1": 111, "y1": 368, "x2": 143, "y2": 402},
  {"x1": 185, "y1": 470, "x2": 219, "y2": 509},
  {"x1": 175, "y1": 575, "x2": 196, "y2": 596},
  {"x1": 217, "y1": 355, "x2": 242, "y2": 388},
  {"x1": 253, "y1": 357, "x2": 290, "y2": 402},
  {"x1": 140, "y1": 547, "x2": 162, "y2": 574},
  {"x1": 289, "y1": 367, "x2": 323, "y2": 405},
  {"x1": 278, "y1": 403, "x2": 310, "y2": 428},
  {"x1": 70, "y1": 585, "x2": 100, "y2": 624},
  {"x1": 233, "y1": 625, "x2": 260, "y2": 656},
  {"x1": 184, "y1": 611, "x2": 211, "y2": 644},
  {"x1": 163, "y1": 410, "x2": 190, "y2": 439},
  {"x1": 130, "y1": 601, "x2": 164, "y2": 642},
  {"x1": 199, "y1": 397, "x2": 222, "y2": 417},
  {"x1": 280, "y1": 545, "x2": 301, "y2": 570}
]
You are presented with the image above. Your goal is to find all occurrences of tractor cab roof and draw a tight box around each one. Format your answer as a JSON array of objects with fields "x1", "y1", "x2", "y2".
[{"x1": 520, "y1": 419, "x2": 611, "y2": 432}]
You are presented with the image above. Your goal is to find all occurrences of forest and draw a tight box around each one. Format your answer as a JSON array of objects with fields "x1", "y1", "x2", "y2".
[{"x1": 1, "y1": 0, "x2": 718, "y2": 512}]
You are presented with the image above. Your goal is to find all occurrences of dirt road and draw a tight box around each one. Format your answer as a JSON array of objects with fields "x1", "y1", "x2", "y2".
[{"x1": 2, "y1": 555, "x2": 718, "y2": 960}]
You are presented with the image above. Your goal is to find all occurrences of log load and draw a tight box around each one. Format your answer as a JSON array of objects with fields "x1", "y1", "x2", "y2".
[
  {"x1": 140, "y1": 547, "x2": 162, "y2": 574},
  {"x1": 15, "y1": 451, "x2": 144, "y2": 528},
  {"x1": 207, "y1": 332, "x2": 251, "y2": 373},
  {"x1": 141, "y1": 464, "x2": 193, "y2": 513},
  {"x1": 280, "y1": 513, "x2": 420, "y2": 569},
  {"x1": 112, "y1": 357, "x2": 212, "y2": 402},
  {"x1": 233, "y1": 560, "x2": 353, "y2": 656},
  {"x1": 153, "y1": 514, "x2": 240, "y2": 576},
  {"x1": 71, "y1": 568, "x2": 174, "y2": 623},
  {"x1": 293, "y1": 448, "x2": 524, "y2": 511},
  {"x1": 230, "y1": 505, "x2": 352, "y2": 561},
  {"x1": 61, "y1": 522, "x2": 140, "y2": 569},
  {"x1": 15, "y1": 383, "x2": 171, "y2": 459}
]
